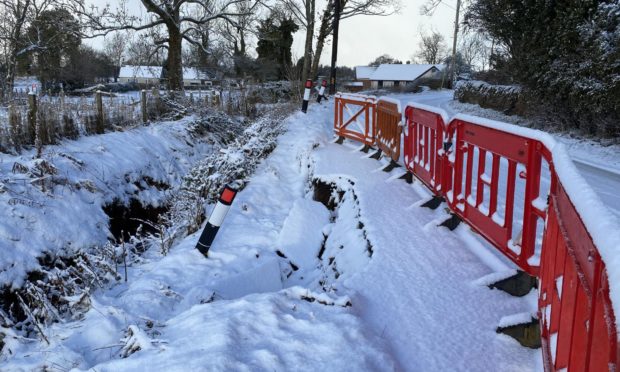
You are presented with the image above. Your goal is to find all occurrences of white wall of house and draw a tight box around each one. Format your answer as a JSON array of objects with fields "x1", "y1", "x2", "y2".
[{"x1": 119, "y1": 77, "x2": 160, "y2": 85}]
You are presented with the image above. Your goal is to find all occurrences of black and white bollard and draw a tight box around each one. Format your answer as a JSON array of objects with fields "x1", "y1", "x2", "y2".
[
  {"x1": 301, "y1": 79, "x2": 312, "y2": 113},
  {"x1": 195, "y1": 184, "x2": 238, "y2": 258},
  {"x1": 317, "y1": 80, "x2": 327, "y2": 103}
]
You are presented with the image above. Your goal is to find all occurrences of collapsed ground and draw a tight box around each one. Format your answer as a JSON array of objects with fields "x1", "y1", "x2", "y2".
[{"x1": 2, "y1": 89, "x2": 619, "y2": 370}]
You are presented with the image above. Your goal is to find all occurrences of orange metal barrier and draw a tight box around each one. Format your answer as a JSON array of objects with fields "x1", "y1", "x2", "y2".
[
  {"x1": 334, "y1": 93, "x2": 377, "y2": 147},
  {"x1": 375, "y1": 98, "x2": 402, "y2": 162}
]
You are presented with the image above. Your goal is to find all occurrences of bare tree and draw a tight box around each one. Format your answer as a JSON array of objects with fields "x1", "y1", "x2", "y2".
[
  {"x1": 281, "y1": 0, "x2": 316, "y2": 83},
  {"x1": 0, "y1": 0, "x2": 75, "y2": 98},
  {"x1": 75, "y1": 0, "x2": 262, "y2": 91},
  {"x1": 309, "y1": 0, "x2": 400, "y2": 79},
  {"x1": 125, "y1": 32, "x2": 167, "y2": 66},
  {"x1": 216, "y1": 0, "x2": 264, "y2": 76},
  {"x1": 420, "y1": 0, "x2": 463, "y2": 85},
  {"x1": 458, "y1": 31, "x2": 486, "y2": 72},
  {"x1": 413, "y1": 30, "x2": 447, "y2": 64},
  {"x1": 104, "y1": 32, "x2": 129, "y2": 80}
]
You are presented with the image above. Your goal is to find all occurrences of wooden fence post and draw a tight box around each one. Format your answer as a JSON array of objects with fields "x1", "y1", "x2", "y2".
[
  {"x1": 28, "y1": 93, "x2": 37, "y2": 145},
  {"x1": 141, "y1": 90, "x2": 148, "y2": 123},
  {"x1": 95, "y1": 90, "x2": 104, "y2": 134}
]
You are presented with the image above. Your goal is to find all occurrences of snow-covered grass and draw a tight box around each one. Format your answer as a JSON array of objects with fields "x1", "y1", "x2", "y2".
[{"x1": 0, "y1": 115, "x2": 212, "y2": 287}]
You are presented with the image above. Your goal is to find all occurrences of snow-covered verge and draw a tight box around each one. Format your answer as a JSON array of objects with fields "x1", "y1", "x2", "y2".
[
  {"x1": 0, "y1": 117, "x2": 212, "y2": 287},
  {"x1": 1, "y1": 98, "x2": 541, "y2": 370}
]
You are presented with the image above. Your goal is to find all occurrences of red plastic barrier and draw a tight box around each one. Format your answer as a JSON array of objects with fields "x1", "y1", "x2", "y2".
[
  {"x1": 444, "y1": 118, "x2": 548, "y2": 275},
  {"x1": 334, "y1": 98, "x2": 619, "y2": 371},
  {"x1": 403, "y1": 104, "x2": 619, "y2": 371},
  {"x1": 334, "y1": 93, "x2": 377, "y2": 147},
  {"x1": 403, "y1": 105, "x2": 446, "y2": 194},
  {"x1": 539, "y1": 181, "x2": 618, "y2": 371}
]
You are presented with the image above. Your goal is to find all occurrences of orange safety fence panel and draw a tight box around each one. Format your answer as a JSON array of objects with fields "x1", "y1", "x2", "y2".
[
  {"x1": 334, "y1": 93, "x2": 377, "y2": 147},
  {"x1": 375, "y1": 98, "x2": 402, "y2": 162}
]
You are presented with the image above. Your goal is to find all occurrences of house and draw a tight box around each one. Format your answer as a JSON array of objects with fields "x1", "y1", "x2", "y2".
[
  {"x1": 182, "y1": 67, "x2": 214, "y2": 88},
  {"x1": 365, "y1": 64, "x2": 443, "y2": 89},
  {"x1": 118, "y1": 65, "x2": 163, "y2": 85},
  {"x1": 344, "y1": 81, "x2": 364, "y2": 93},
  {"x1": 355, "y1": 66, "x2": 378, "y2": 90}
]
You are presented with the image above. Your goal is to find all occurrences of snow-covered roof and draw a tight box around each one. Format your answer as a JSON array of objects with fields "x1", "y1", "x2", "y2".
[
  {"x1": 355, "y1": 66, "x2": 378, "y2": 80},
  {"x1": 369, "y1": 64, "x2": 440, "y2": 81},
  {"x1": 118, "y1": 65, "x2": 163, "y2": 79},
  {"x1": 183, "y1": 67, "x2": 212, "y2": 81}
]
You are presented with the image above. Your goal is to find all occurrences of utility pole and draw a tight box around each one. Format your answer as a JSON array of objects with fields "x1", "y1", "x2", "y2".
[
  {"x1": 329, "y1": 0, "x2": 341, "y2": 95},
  {"x1": 449, "y1": 0, "x2": 462, "y2": 88}
]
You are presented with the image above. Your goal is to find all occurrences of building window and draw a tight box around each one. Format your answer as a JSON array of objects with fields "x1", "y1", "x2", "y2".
[
  {"x1": 378, "y1": 81, "x2": 383, "y2": 88},
  {"x1": 394, "y1": 81, "x2": 400, "y2": 87}
]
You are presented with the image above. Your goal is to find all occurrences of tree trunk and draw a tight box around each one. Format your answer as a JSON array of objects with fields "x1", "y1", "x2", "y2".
[
  {"x1": 167, "y1": 25, "x2": 184, "y2": 91},
  {"x1": 311, "y1": 3, "x2": 333, "y2": 80},
  {"x1": 6, "y1": 47, "x2": 18, "y2": 99},
  {"x1": 301, "y1": 0, "x2": 316, "y2": 83}
]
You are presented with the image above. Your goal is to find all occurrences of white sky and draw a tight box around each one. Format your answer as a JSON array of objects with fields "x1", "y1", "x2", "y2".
[
  {"x1": 300, "y1": 0, "x2": 457, "y2": 67},
  {"x1": 87, "y1": 0, "x2": 459, "y2": 68}
]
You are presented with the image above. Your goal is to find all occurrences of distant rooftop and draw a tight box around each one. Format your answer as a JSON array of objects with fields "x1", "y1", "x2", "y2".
[
  {"x1": 355, "y1": 66, "x2": 378, "y2": 80},
  {"x1": 118, "y1": 65, "x2": 163, "y2": 79},
  {"x1": 368, "y1": 64, "x2": 442, "y2": 82}
]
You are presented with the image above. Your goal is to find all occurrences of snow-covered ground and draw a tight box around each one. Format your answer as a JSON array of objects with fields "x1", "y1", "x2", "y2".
[
  {"x1": 0, "y1": 116, "x2": 212, "y2": 286},
  {"x1": 2, "y1": 93, "x2": 547, "y2": 371}
]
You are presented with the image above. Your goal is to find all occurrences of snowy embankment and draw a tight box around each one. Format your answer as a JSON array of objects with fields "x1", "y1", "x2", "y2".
[
  {"x1": 3, "y1": 98, "x2": 541, "y2": 370},
  {"x1": 0, "y1": 117, "x2": 212, "y2": 287}
]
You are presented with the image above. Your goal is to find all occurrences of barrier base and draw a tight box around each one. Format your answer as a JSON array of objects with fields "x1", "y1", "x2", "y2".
[
  {"x1": 496, "y1": 318, "x2": 541, "y2": 349},
  {"x1": 439, "y1": 213, "x2": 461, "y2": 231},
  {"x1": 335, "y1": 136, "x2": 345, "y2": 144},
  {"x1": 489, "y1": 270, "x2": 537, "y2": 297},
  {"x1": 421, "y1": 196, "x2": 443, "y2": 210},
  {"x1": 360, "y1": 144, "x2": 373, "y2": 153},
  {"x1": 399, "y1": 172, "x2": 413, "y2": 184},
  {"x1": 369, "y1": 149, "x2": 382, "y2": 160},
  {"x1": 382, "y1": 160, "x2": 401, "y2": 172}
]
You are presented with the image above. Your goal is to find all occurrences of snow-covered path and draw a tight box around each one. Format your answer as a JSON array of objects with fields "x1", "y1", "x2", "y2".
[{"x1": 312, "y1": 142, "x2": 539, "y2": 370}]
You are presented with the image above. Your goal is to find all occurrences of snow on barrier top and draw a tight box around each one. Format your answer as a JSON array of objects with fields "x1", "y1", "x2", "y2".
[
  {"x1": 405, "y1": 101, "x2": 451, "y2": 128},
  {"x1": 335, "y1": 92, "x2": 377, "y2": 102},
  {"x1": 377, "y1": 96, "x2": 402, "y2": 114}
]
